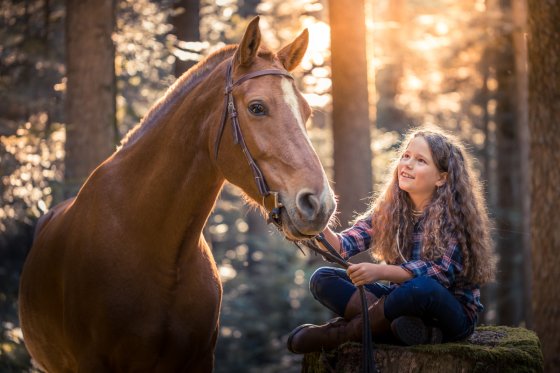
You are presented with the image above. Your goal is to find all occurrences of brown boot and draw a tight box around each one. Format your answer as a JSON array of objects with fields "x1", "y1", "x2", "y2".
[
  {"x1": 343, "y1": 289, "x2": 379, "y2": 320},
  {"x1": 286, "y1": 317, "x2": 362, "y2": 354},
  {"x1": 390, "y1": 316, "x2": 443, "y2": 345},
  {"x1": 367, "y1": 296, "x2": 392, "y2": 338},
  {"x1": 286, "y1": 297, "x2": 391, "y2": 354}
]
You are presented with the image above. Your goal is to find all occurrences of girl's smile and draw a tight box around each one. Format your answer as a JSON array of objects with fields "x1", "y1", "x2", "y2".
[
  {"x1": 397, "y1": 136, "x2": 447, "y2": 209},
  {"x1": 400, "y1": 171, "x2": 415, "y2": 179}
]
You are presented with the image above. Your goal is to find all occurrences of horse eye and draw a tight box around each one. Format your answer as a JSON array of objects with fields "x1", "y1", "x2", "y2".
[{"x1": 248, "y1": 102, "x2": 267, "y2": 116}]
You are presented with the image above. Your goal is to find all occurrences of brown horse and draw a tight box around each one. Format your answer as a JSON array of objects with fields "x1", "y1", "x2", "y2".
[{"x1": 19, "y1": 17, "x2": 335, "y2": 372}]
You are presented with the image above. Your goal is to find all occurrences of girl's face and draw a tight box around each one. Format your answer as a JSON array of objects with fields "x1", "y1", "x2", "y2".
[{"x1": 397, "y1": 136, "x2": 447, "y2": 210}]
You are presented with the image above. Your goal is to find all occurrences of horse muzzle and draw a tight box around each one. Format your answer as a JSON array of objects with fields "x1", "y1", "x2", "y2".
[{"x1": 274, "y1": 188, "x2": 335, "y2": 241}]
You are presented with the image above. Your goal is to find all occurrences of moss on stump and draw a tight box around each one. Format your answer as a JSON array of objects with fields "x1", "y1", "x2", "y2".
[{"x1": 301, "y1": 326, "x2": 543, "y2": 373}]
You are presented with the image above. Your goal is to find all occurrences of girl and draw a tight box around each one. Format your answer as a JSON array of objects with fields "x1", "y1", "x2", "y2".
[{"x1": 287, "y1": 126, "x2": 496, "y2": 353}]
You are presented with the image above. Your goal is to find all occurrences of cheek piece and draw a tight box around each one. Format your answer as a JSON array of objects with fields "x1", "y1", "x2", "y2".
[{"x1": 214, "y1": 60, "x2": 293, "y2": 227}]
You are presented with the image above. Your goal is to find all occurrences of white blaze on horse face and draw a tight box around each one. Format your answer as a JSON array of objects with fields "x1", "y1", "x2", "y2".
[
  {"x1": 280, "y1": 77, "x2": 333, "y2": 207},
  {"x1": 280, "y1": 78, "x2": 312, "y2": 145}
]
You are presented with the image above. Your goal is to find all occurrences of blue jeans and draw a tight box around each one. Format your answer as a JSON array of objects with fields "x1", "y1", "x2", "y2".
[{"x1": 309, "y1": 267, "x2": 475, "y2": 342}]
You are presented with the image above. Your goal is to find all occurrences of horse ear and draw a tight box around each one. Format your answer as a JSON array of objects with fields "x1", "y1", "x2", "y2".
[
  {"x1": 277, "y1": 29, "x2": 309, "y2": 71},
  {"x1": 234, "y1": 16, "x2": 262, "y2": 67}
]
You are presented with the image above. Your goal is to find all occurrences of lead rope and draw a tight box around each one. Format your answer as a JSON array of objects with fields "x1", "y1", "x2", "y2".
[{"x1": 294, "y1": 234, "x2": 377, "y2": 373}]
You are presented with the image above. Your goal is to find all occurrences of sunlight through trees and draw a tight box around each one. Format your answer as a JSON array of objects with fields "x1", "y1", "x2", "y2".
[{"x1": 1, "y1": 0, "x2": 556, "y2": 371}]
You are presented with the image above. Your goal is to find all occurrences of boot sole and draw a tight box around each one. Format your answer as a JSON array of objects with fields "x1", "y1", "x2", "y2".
[
  {"x1": 391, "y1": 317, "x2": 442, "y2": 345},
  {"x1": 286, "y1": 324, "x2": 313, "y2": 354}
]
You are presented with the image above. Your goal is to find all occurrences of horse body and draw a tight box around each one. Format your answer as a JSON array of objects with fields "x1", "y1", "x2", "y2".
[
  {"x1": 21, "y1": 65, "x2": 225, "y2": 372},
  {"x1": 20, "y1": 17, "x2": 335, "y2": 372}
]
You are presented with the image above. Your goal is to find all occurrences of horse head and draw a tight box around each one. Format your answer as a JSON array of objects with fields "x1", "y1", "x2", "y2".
[{"x1": 212, "y1": 17, "x2": 336, "y2": 240}]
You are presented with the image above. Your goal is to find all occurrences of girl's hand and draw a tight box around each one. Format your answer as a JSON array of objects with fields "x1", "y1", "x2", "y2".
[{"x1": 347, "y1": 263, "x2": 379, "y2": 286}]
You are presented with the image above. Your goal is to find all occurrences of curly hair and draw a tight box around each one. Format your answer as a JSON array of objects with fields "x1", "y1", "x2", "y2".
[{"x1": 365, "y1": 126, "x2": 495, "y2": 285}]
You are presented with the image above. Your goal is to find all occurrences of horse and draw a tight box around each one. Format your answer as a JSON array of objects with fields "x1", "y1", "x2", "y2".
[{"x1": 19, "y1": 16, "x2": 335, "y2": 372}]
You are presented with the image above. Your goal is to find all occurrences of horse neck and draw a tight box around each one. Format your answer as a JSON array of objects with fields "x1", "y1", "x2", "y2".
[{"x1": 99, "y1": 73, "x2": 226, "y2": 257}]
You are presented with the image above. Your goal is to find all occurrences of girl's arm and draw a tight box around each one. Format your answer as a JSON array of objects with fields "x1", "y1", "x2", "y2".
[
  {"x1": 325, "y1": 216, "x2": 373, "y2": 259},
  {"x1": 348, "y1": 243, "x2": 464, "y2": 288},
  {"x1": 320, "y1": 227, "x2": 343, "y2": 253},
  {"x1": 347, "y1": 263, "x2": 412, "y2": 286}
]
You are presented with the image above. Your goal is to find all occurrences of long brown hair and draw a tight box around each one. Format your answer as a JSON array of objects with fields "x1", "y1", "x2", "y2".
[{"x1": 366, "y1": 126, "x2": 495, "y2": 285}]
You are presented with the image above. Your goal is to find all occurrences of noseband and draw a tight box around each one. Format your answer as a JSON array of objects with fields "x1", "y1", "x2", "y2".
[{"x1": 214, "y1": 60, "x2": 294, "y2": 227}]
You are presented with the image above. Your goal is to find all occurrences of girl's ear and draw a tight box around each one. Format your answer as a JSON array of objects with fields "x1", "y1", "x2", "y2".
[{"x1": 436, "y1": 172, "x2": 448, "y2": 187}]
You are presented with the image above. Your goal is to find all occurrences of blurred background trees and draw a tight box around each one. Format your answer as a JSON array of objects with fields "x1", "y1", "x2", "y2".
[
  {"x1": 1, "y1": 0, "x2": 558, "y2": 371},
  {"x1": 65, "y1": 0, "x2": 116, "y2": 197}
]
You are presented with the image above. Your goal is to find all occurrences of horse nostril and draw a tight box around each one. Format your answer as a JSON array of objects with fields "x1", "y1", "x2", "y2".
[{"x1": 295, "y1": 190, "x2": 320, "y2": 220}]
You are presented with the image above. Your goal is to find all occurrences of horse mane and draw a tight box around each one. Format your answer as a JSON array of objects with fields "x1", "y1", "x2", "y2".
[{"x1": 117, "y1": 45, "x2": 238, "y2": 151}]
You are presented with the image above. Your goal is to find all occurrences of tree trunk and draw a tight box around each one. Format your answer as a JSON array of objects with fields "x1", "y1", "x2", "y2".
[
  {"x1": 376, "y1": 0, "x2": 408, "y2": 133},
  {"x1": 65, "y1": 0, "x2": 116, "y2": 198},
  {"x1": 511, "y1": 0, "x2": 531, "y2": 329},
  {"x1": 494, "y1": 0, "x2": 524, "y2": 326},
  {"x1": 173, "y1": 0, "x2": 200, "y2": 77},
  {"x1": 329, "y1": 0, "x2": 373, "y2": 226},
  {"x1": 527, "y1": 0, "x2": 560, "y2": 370}
]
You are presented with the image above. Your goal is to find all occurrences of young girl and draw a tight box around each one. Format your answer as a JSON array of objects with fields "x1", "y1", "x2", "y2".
[{"x1": 287, "y1": 126, "x2": 496, "y2": 353}]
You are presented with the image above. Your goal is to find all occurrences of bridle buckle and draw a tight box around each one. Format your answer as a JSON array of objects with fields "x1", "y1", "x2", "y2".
[{"x1": 266, "y1": 191, "x2": 283, "y2": 227}]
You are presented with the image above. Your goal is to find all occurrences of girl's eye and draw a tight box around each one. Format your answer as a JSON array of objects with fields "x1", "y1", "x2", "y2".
[
  {"x1": 403, "y1": 154, "x2": 410, "y2": 159},
  {"x1": 418, "y1": 158, "x2": 426, "y2": 164},
  {"x1": 248, "y1": 102, "x2": 267, "y2": 116}
]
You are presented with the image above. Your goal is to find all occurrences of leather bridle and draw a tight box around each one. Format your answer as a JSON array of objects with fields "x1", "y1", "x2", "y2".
[
  {"x1": 214, "y1": 58, "x2": 377, "y2": 373},
  {"x1": 214, "y1": 59, "x2": 294, "y2": 228}
]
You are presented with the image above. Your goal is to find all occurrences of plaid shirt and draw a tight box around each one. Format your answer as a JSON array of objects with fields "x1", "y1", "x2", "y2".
[{"x1": 336, "y1": 215, "x2": 483, "y2": 322}]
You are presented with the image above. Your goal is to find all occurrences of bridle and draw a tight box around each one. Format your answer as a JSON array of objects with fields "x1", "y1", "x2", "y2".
[
  {"x1": 213, "y1": 58, "x2": 377, "y2": 373},
  {"x1": 214, "y1": 59, "x2": 293, "y2": 228}
]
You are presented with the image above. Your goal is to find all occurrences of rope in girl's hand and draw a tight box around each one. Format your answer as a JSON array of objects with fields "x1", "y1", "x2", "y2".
[{"x1": 293, "y1": 233, "x2": 378, "y2": 373}]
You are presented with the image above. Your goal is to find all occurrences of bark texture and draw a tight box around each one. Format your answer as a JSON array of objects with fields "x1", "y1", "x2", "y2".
[
  {"x1": 329, "y1": 0, "x2": 373, "y2": 226},
  {"x1": 494, "y1": 17, "x2": 524, "y2": 326},
  {"x1": 302, "y1": 326, "x2": 542, "y2": 372},
  {"x1": 65, "y1": 0, "x2": 116, "y2": 197},
  {"x1": 527, "y1": 1, "x2": 560, "y2": 371}
]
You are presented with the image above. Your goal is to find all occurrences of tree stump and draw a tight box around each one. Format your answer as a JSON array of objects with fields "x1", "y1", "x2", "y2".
[{"x1": 301, "y1": 326, "x2": 543, "y2": 373}]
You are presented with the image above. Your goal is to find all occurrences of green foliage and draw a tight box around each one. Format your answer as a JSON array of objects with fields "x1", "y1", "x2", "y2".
[
  {"x1": 1, "y1": 1, "x2": 65, "y2": 367},
  {"x1": 114, "y1": 0, "x2": 175, "y2": 135},
  {"x1": 303, "y1": 326, "x2": 543, "y2": 373},
  {"x1": 403, "y1": 326, "x2": 543, "y2": 372}
]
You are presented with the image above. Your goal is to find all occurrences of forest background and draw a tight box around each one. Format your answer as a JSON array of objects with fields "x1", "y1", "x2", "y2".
[{"x1": 1, "y1": 0, "x2": 558, "y2": 371}]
